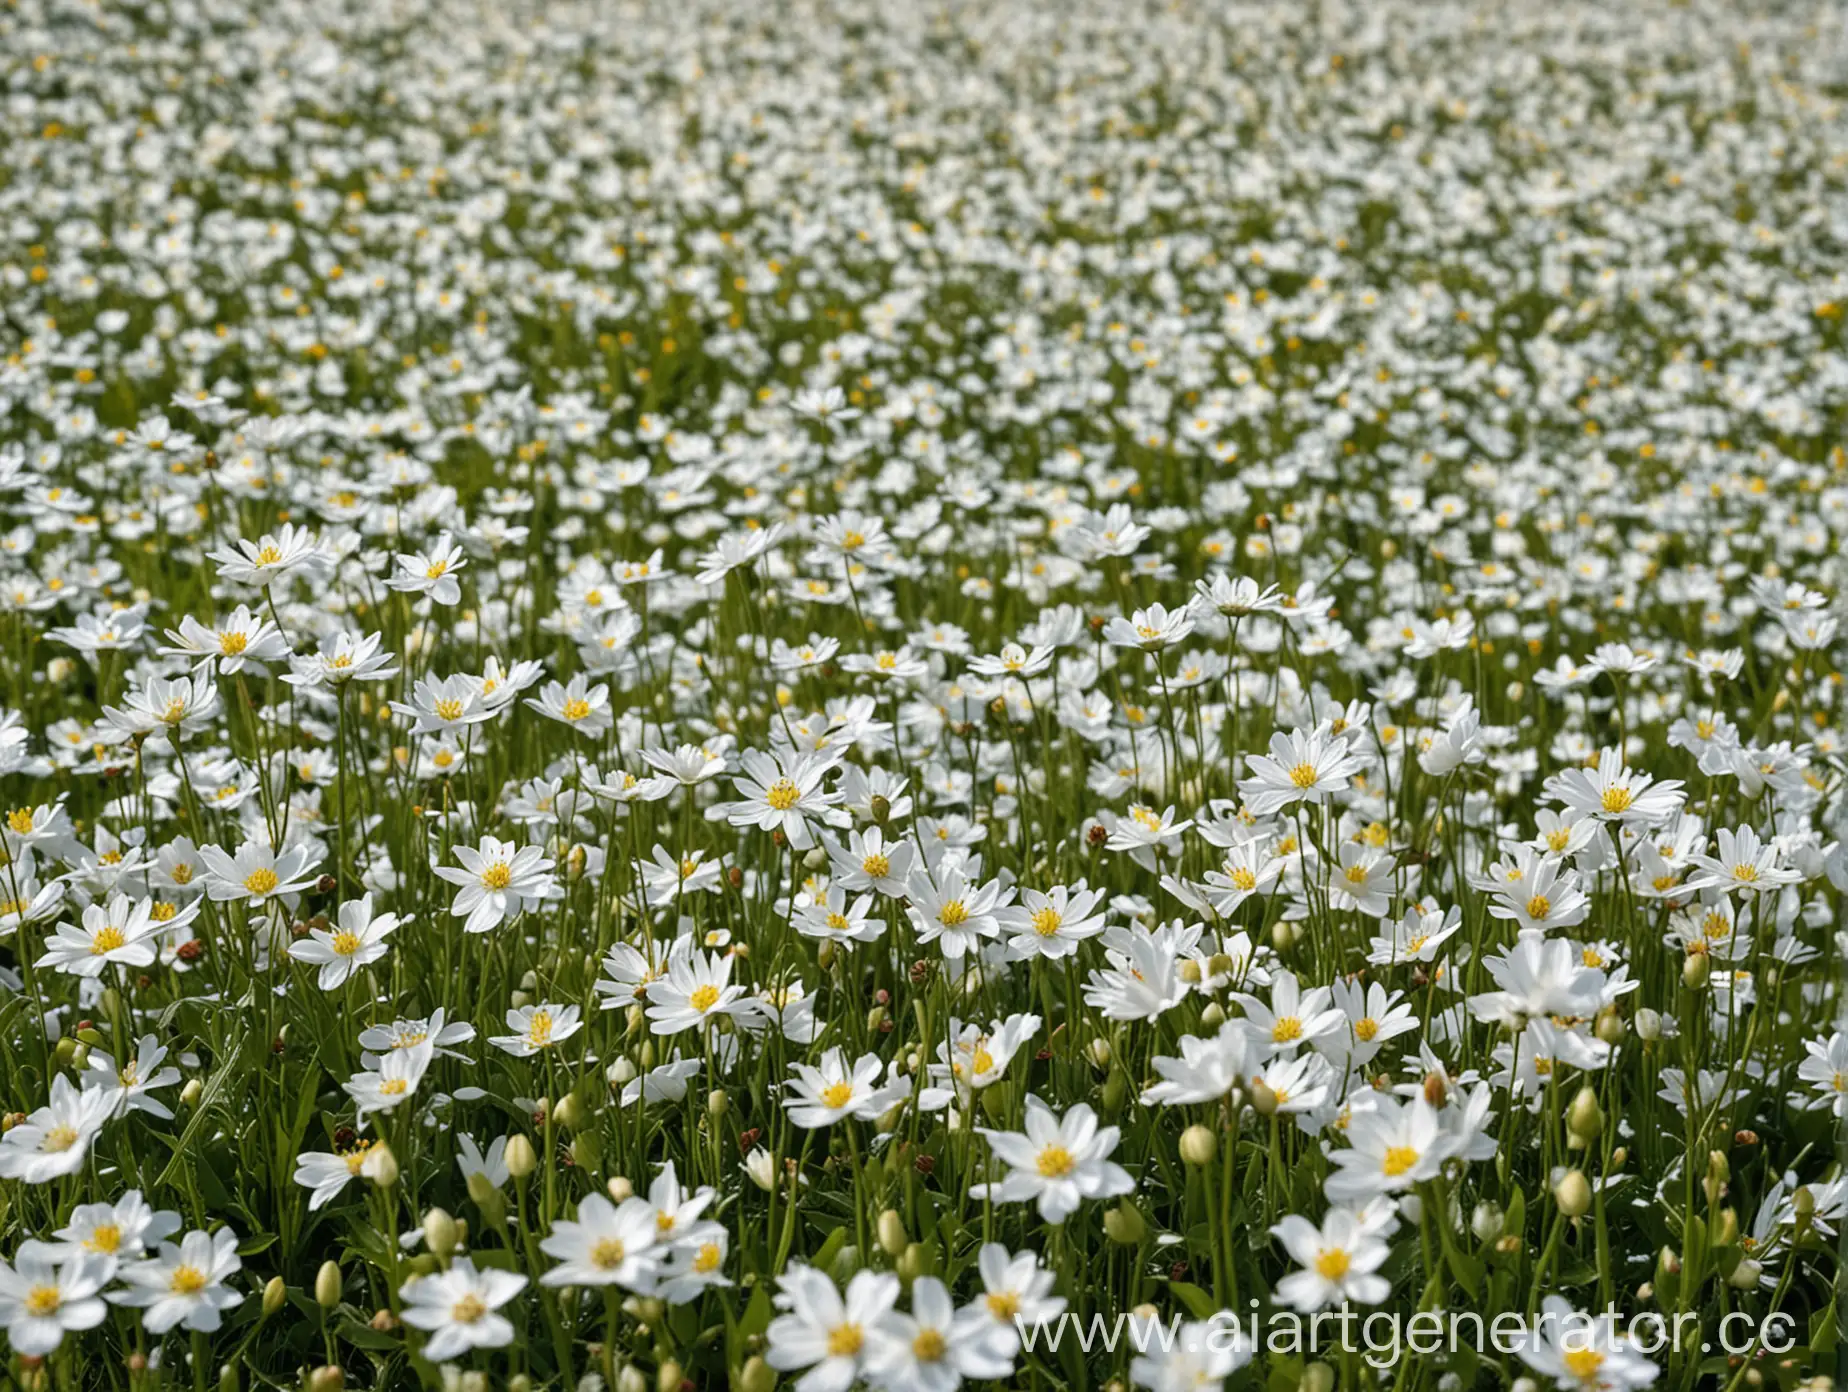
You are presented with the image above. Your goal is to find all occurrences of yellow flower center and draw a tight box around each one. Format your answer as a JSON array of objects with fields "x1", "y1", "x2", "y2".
[
  {"x1": 827, "y1": 1323, "x2": 864, "y2": 1358},
  {"x1": 24, "y1": 1285, "x2": 61, "y2": 1316},
  {"x1": 7, "y1": 808, "x2": 34, "y2": 834},
  {"x1": 1732, "y1": 864, "x2": 1757, "y2": 882},
  {"x1": 425, "y1": 560, "x2": 448, "y2": 579},
  {"x1": 938, "y1": 900, "x2": 970, "y2": 928},
  {"x1": 591, "y1": 1238, "x2": 627, "y2": 1269},
  {"x1": 562, "y1": 698, "x2": 592, "y2": 721},
  {"x1": 479, "y1": 862, "x2": 513, "y2": 890},
  {"x1": 862, "y1": 853, "x2": 890, "y2": 879},
  {"x1": 1600, "y1": 786, "x2": 1633, "y2": 814},
  {"x1": 764, "y1": 778, "x2": 801, "y2": 811},
  {"x1": 913, "y1": 1329, "x2": 947, "y2": 1361},
  {"x1": 689, "y1": 984, "x2": 721, "y2": 1013},
  {"x1": 170, "y1": 1265, "x2": 208, "y2": 1296},
  {"x1": 821, "y1": 1082, "x2": 855, "y2": 1109},
  {"x1": 91, "y1": 925, "x2": 126, "y2": 954},
  {"x1": 1231, "y1": 867, "x2": 1257, "y2": 891},
  {"x1": 86, "y1": 1224, "x2": 122, "y2": 1253},
  {"x1": 1563, "y1": 1349, "x2": 1606, "y2": 1384},
  {"x1": 693, "y1": 1242, "x2": 722, "y2": 1273},
  {"x1": 1288, "y1": 762, "x2": 1319, "y2": 788},
  {"x1": 380, "y1": 1079, "x2": 409, "y2": 1097},
  {"x1": 1031, "y1": 908, "x2": 1063, "y2": 937},
  {"x1": 987, "y1": 1291, "x2": 1021, "y2": 1321},
  {"x1": 1381, "y1": 1145, "x2": 1419, "y2": 1177},
  {"x1": 243, "y1": 868, "x2": 279, "y2": 896},
  {"x1": 527, "y1": 1011, "x2": 554, "y2": 1046},
  {"x1": 255, "y1": 545, "x2": 282, "y2": 566},
  {"x1": 1315, "y1": 1249, "x2": 1351, "y2": 1280},
  {"x1": 1526, "y1": 895, "x2": 1551, "y2": 920},
  {"x1": 219, "y1": 632, "x2": 248, "y2": 656},
  {"x1": 1345, "y1": 864, "x2": 1369, "y2": 885},
  {"x1": 170, "y1": 863, "x2": 194, "y2": 885},
  {"x1": 1037, "y1": 1145, "x2": 1075, "y2": 1177},
  {"x1": 1354, "y1": 1018, "x2": 1379, "y2": 1042},
  {"x1": 331, "y1": 931, "x2": 361, "y2": 956},
  {"x1": 1271, "y1": 1016, "x2": 1303, "y2": 1043},
  {"x1": 452, "y1": 1295, "x2": 486, "y2": 1324},
  {"x1": 434, "y1": 698, "x2": 465, "y2": 721}
]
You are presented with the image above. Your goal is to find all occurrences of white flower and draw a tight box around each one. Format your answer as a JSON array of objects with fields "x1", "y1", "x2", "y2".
[
  {"x1": 765, "y1": 1265, "x2": 899, "y2": 1392},
  {"x1": 783, "y1": 1047, "x2": 906, "y2": 1129},
  {"x1": 490, "y1": 1002, "x2": 583, "y2": 1056},
  {"x1": 386, "y1": 532, "x2": 467, "y2": 605},
  {"x1": 289, "y1": 893, "x2": 401, "y2": 988},
  {"x1": 539, "y1": 1193, "x2": 661, "y2": 1291},
  {"x1": 970, "y1": 1097, "x2": 1134, "y2": 1223},
  {"x1": 1239, "y1": 724, "x2": 1361, "y2": 816},
  {"x1": 0, "y1": 1241, "x2": 110, "y2": 1354},
  {"x1": 399, "y1": 1258, "x2": 526, "y2": 1362},
  {"x1": 0, "y1": 1076, "x2": 115, "y2": 1184},
  {"x1": 1271, "y1": 1208, "x2": 1393, "y2": 1311},
  {"x1": 433, "y1": 836, "x2": 559, "y2": 934},
  {"x1": 110, "y1": 1228, "x2": 245, "y2": 1334}
]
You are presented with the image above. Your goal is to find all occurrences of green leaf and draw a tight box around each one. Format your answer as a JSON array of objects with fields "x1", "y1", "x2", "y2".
[{"x1": 1167, "y1": 1280, "x2": 1219, "y2": 1321}]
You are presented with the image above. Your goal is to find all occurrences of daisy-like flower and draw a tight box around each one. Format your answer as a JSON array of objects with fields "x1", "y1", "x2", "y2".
[
  {"x1": 1798, "y1": 1033, "x2": 1848, "y2": 1117},
  {"x1": 917, "y1": 1013, "x2": 1041, "y2": 1113},
  {"x1": 657, "y1": 1230, "x2": 732, "y2": 1306},
  {"x1": 794, "y1": 885, "x2": 884, "y2": 946},
  {"x1": 693, "y1": 521, "x2": 785, "y2": 587},
  {"x1": 1324, "y1": 1095, "x2": 1453, "y2": 1202},
  {"x1": 109, "y1": 1228, "x2": 245, "y2": 1334},
  {"x1": 1487, "y1": 855, "x2": 1590, "y2": 936},
  {"x1": 1271, "y1": 1208, "x2": 1393, "y2": 1311},
  {"x1": 719, "y1": 749, "x2": 845, "y2": 851},
  {"x1": 1683, "y1": 826, "x2": 1800, "y2": 896},
  {"x1": 433, "y1": 835, "x2": 558, "y2": 934},
  {"x1": 1322, "y1": 842, "x2": 1399, "y2": 919},
  {"x1": 385, "y1": 532, "x2": 467, "y2": 605},
  {"x1": 1545, "y1": 750, "x2": 1686, "y2": 826},
  {"x1": 827, "y1": 827, "x2": 915, "y2": 898},
  {"x1": 1200, "y1": 840, "x2": 1285, "y2": 916},
  {"x1": 1103, "y1": 601, "x2": 1197, "y2": 652},
  {"x1": 1239, "y1": 724, "x2": 1362, "y2": 816},
  {"x1": 205, "y1": 523, "x2": 327, "y2": 588},
  {"x1": 867, "y1": 1275, "x2": 1013, "y2": 1392},
  {"x1": 1515, "y1": 1296, "x2": 1661, "y2": 1392},
  {"x1": 1082, "y1": 923, "x2": 1193, "y2": 1022},
  {"x1": 1142, "y1": 1023, "x2": 1252, "y2": 1106},
  {"x1": 289, "y1": 893, "x2": 401, "y2": 988},
  {"x1": 490, "y1": 1002, "x2": 583, "y2": 1056},
  {"x1": 905, "y1": 861, "x2": 1011, "y2": 959},
  {"x1": 1367, "y1": 903, "x2": 1462, "y2": 966},
  {"x1": 391, "y1": 673, "x2": 496, "y2": 736},
  {"x1": 1233, "y1": 970, "x2": 1347, "y2": 1058},
  {"x1": 197, "y1": 840, "x2": 320, "y2": 908},
  {"x1": 970, "y1": 1097, "x2": 1134, "y2": 1223},
  {"x1": 525, "y1": 674, "x2": 613, "y2": 739},
  {"x1": 997, "y1": 882, "x2": 1108, "y2": 960},
  {"x1": 399, "y1": 1258, "x2": 526, "y2": 1363},
  {"x1": 83, "y1": 1036, "x2": 182, "y2": 1120},
  {"x1": 784, "y1": 1047, "x2": 907, "y2": 1129},
  {"x1": 0, "y1": 1076, "x2": 116, "y2": 1183},
  {"x1": 283, "y1": 630, "x2": 400, "y2": 688},
  {"x1": 36, "y1": 892, "x2": 174, "y2": 977},
  {"x1": 765, "y1": 1265, "x2": 899, "y2": 1392},
  {"x1": 293, "y1": 1137, "x2": 395, "y2": 1210},
  {"x1": 964, "y1": 1243, "x2": 1064, "y2": 1359},
  {"x1": 967, "y1": 642, "x2": 1054, "y2": 679},
  {"x1": 50, "y1": 1192, "x2": 180, "y2": 1270},
  {"x1": 344, "y1": 1039, "x2": 435, "y2": 1124},
  {"x1": 0, "y1": 1242, "x2": 110, "y2": 1354},
  {"x1": 100, "y1": 672, "x2": 221, "y2": 747},
  {"x1": 539, "y1": 1193, "x2": 662, "y2": 1291},
  {"x1": 645, "y1": 948, "x2": 749, "y2": 1035},
  {"x1": 160, "y1": 606, "x2": 291, "y2": 674},
  {"x1": 1128, "y1": 1318, "x2": 1253, "y2": 1392}
]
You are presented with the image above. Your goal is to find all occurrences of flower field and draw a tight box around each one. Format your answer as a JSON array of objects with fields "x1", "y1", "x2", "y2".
[{"x1": 0, "y1": 0, "x2": 1845, "y2": 1390}]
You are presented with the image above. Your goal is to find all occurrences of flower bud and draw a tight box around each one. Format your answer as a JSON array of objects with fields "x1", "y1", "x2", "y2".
[
  {"x1": 1594, "y1": 1008, "x2": 1625, "y2": 1047},
  {"x1": 364, "y1": 1144, "x2": 399, "y2": 1190},
  {"x1": 1087, "y1": 1037, "x2": 1112, "y2": 1068},
  {"x1": 738, "y1": 1356, "x2": 776, "y2": 1392},
  {"x1": 1103, "y1": 1200, "x2": 1145, "y2": 1245},
  {"x1": 1271, "y1": 921, "x2": 1295, "y2": 953},
  {"x1": 262, "y1": 1276, "x2": 287, "y2": 1317},
  {"x1": 869, "y1": 795, "x2": 890, "y2": 825},
  {"x1": 1553, "y1": 1169, "x2": 1591, "y2": 1217},
  {"x1": 1301, "y1": 1363, "x2": 1337, "y2": 1392},
  {"x1": 553, "y1": 1092, "x2": 589, "y2": 1130},
  {"x1": 1199, "y1": 1002, "x2": 1226, "y2": 1029},
  {"x1": 608, "y1": 1176, "x2": 635, "y2": 1202},
  {"x1": 1566, "y1": 1086, "x2": 1603, "y2": 1144},
  {"x1": 877, "y1": 1210, "x2": 909, "y2": 1258},
  {"x1": 315, "y1": 1261, "x2": 342, "y2": 1308},
  {"x1": 896, "y1": 1242, "x2": 927, "y2": 1284},
  {"x1": 1793, "y1": 1185, "x2": 1815, "y2": 1238},
  {"x1": 181, "y1": 1078, "x2": 204, "y2": 1109},
  {"x1": 422, "y1": 1208, "x2": 459, "y2": 1259},
  {"x1": 617, "y1": 1369, "x2": 647, "y2": 1392},
  {"x1": 1250, "y1": 1080, "x2": 1279, "y2": 1116},
  {"x1": 1633, "y1": 1008, "x2": 1661, "y2": 1041},
  {"x1": 1179, "y1": 1125, "x2": 1216, "y2": 1167},
  {"x1": 307, "y1": 1369, "x2": 344, "y2": 1392},
  {"x1": 504, "y1": 1134, "x2": 538, "y2": 1179},
  {"x1": 656, "y1": 1361, "x2": 682, "y2": 1392},
  {"x1": 708, "y1": 1089, "x2": 729, "y2": 1119},
  {"x1": 1682, "y1": 952, "x2": 1710, "y2": 991},
  {"x1": 1728, "y1": 1258, "x2": 1764, "y2": 1290},
  {"x1": 1712, "y1": 1207, "x2": 1739, "y2": 1247},
  {"x1": 1470, "y1": 1201, "x2": 1505, "y2": 1244}
]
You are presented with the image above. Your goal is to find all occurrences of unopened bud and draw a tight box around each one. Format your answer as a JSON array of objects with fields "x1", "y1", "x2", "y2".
[
  {"x1": 1179, "y1": 1125, "x2": 1217, "y2": 1167},
  {"x1": 1634, "y1": 1008, "x2": 1661, "y2": 1041},
  {"x1": 306, "y1": 1368, "x2": 344, "y2": 1392},
  {"x1": 656, "y1": 1362, "x2": 682, "y2": 1392},
  {"x1": 1300, "y1": 1363, "x2": 1337, "y2": 1392},
  {"x1": 608, "y1": 1176, "x2": 635, "y2": 1202},
  {"x1": 1103, "y1": 1199, "x2": 1145, "y2": 1245},
  {"x1": 262, "y1": 1276, "x2": 286, "y2": 1317},
  {"x1": 738, "y1": 1356, "x2": 776, "y2": 1392},
  {"x1": 1567, "y1": 1086, "x2": 1603, "y2": 1144},
  {"x1": 877, "y1": 1210, "x2": 909, "y2": 1259},
  {"x1": 422, "y1": 1208, "x2": 459, "y2": 1259},
  {"x1": 1250, "y1": 1080, "x2": 1279, "y2": 1116},
  {"x1": 1682, "y1": 952, "x2": 1711, "y2": 990},
  {"x1": 1553, "y1": 1169, "x2": 1591, "y2": 1217},
  {"x1": 504, "y1": 1134, "x2": 538, "y2": 1179},
  {"x1": 1594, "y1": 1008, "x2": 1625, "y2": 1047},
  {"x1": 315, "y1": 1261, "x2": 342, "y2": 1308},
  {"x1": 1470, "y1": 1201, "x2": 1505, "y2": 1244}
]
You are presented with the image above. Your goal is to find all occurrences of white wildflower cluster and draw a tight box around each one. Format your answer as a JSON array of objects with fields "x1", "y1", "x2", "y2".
[{"x1": 0, "y1": 0, "x2": 1843, "y2": 1389}]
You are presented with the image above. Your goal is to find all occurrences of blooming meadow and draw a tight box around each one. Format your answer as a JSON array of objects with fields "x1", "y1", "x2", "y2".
[{"x1": 0, "y1": 1, "x2": 1846, "y2": 1390}]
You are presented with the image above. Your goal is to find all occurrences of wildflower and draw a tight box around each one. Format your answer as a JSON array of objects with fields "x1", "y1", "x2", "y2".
[
  {"x1": 970, "y1": 1097, "x2": 1134, "y2": 1223},
  {"x1": 399, "y1": 1258, "x2": 526, "y2": 1362}
]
